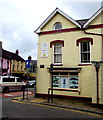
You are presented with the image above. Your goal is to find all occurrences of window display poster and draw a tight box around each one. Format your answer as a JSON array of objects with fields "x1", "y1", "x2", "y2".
[
  {"x1": 53, "y1": 76, "x2": 59, "y2": 87},
  {"x1": 60, "y1": 77, "x2": 69, "y2": 88},
  {"x1": 41, "y1": 43, "x2": 48, "y2": 57},
  {"x1": 69, "y1": 76, "x2": 78, "y2": 89}
]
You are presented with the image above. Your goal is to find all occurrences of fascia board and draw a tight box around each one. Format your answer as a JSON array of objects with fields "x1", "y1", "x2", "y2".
[
  {"x1": 83, "y1": 6, "x2": 103, "y2": 28},
  {"x1": 35, "y1": 8, "x2": 58, "y2": 33},
  {"x1": 35, "y1": 8, "x2": 81, "y2": 33},
  {"x1": 57, "y1": 8, "x2": 81, "y2": 28}
]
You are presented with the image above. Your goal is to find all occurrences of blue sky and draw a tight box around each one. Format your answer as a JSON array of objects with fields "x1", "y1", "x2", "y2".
[{"x1": 0, "y1": 0, "x2": 102, "y2": 60}]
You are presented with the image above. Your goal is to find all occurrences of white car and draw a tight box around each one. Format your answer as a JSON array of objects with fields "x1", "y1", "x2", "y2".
[
  {"x1": 0, "y1": 76, "x2": 26, "y2": 93},
  {"x1": 26, "y1": 80, "x2": 36, "y2": 87}
]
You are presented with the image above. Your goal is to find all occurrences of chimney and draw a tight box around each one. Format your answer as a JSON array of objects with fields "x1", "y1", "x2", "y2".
[
  {"x1": 15, "y1": 50, "x2": 19, "y2": 55},
  {"x1": 28, "y1": 56, "x2": 32, "y2": 60}
]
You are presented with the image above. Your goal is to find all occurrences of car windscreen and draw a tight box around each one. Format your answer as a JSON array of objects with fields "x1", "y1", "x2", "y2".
[
  {"x1": 3, "y1": 78, "x2": 15, "y2": 82},
  {"x1": 17, "y1": 78, "x2": 22, "y2": 82}
]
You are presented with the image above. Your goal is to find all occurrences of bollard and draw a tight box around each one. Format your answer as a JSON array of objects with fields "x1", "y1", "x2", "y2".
[
  {"x1": 23, "y1": 88, "x2": 25, "y2": 100},
  {"x1": 48, "y1": 88, "x2": 50, "y2": 103},
  {"x1": 34, "y1": 85, "x2": 36, "y2": 98},
  {"x1": 26, "y1": 85, "x2": 28, "y2": 100}
]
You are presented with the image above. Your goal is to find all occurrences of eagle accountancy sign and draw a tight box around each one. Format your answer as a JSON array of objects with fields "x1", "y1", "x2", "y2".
[{"x1": 41, "y1": 43, "x2": 48, "y2": 57}]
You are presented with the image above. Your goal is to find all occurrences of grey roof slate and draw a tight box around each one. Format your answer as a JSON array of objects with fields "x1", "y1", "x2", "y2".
[{"x1": 2, "y1": 49, "x2": 25, "y2": 61}]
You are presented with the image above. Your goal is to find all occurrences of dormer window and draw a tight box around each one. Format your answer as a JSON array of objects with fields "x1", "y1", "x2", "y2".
[{"x1": 54, "y1": 22, "x2": 62, "y2": 30}]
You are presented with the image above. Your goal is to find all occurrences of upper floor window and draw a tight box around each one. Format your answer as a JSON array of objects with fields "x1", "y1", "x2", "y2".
[
  {"x1": 76, "y1": 37, "x2": 93, "y2": 64},
  {"x1": 80, "y1": 41, "x2": 90, "y2": 63},
  {"x1": 54, "y1": 22, "x2": 62, "y2": 30},
  {"x1": 53, "y1": 43, "x2": 62, "y2": 64}
]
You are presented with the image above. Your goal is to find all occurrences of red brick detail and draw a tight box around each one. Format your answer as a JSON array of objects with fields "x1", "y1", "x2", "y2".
[
  {"x1": 76, "y1": 37, "x2": 93, "y2": 46},
  {"x1": 50, "y1": 40, "x2": 64, "y2": 48},
  {"x1": 39, "y1": 27, "x2": 80, "y2": 35},
  {"x1": 37, "y1": 24, "x2": 103, "y2": 35},
  {"x1": 87, "y1": 24, "x2": 103, "y2": 29}
]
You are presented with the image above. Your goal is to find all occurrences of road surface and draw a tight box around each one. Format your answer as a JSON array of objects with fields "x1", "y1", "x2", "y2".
[{"x1": 1, "y1": 89, "x2": 102, "y2": 119}]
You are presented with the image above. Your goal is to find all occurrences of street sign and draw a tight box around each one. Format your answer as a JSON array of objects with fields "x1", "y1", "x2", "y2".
[{"x1": 26, "y1": 60, "x2": 31, "y2": 68}]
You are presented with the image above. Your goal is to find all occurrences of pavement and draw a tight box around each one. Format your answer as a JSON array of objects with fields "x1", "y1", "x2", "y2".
[{"x1": 12, "y1": 94, "x2": 103, "y2": 117}]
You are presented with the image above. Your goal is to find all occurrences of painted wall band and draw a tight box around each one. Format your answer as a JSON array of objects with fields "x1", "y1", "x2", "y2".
[{"x1": 38, "y1": 24, "x2": 103, "y2": 35}]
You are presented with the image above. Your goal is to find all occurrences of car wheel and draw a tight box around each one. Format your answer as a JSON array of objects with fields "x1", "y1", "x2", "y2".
[{"x1": 3, "y1": 87, "x2": 9, "y2": 93}]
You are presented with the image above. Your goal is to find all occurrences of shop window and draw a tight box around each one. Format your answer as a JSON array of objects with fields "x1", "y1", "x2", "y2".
[
  {"x1": 53, "y1": 72, "x2": 78, "y2": 89},
  {"x1": 54, "y1": 22, "x2": 62, "y2": 30}
]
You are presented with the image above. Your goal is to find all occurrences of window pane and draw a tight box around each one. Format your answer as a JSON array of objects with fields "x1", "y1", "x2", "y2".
[
  {"x1": 69, "y1": 74, "x2": 78, "y2": 89},
  {"x1": 3, "y1": 78, "x2": 15, "y2": 82},
  {"x1": 54, "y1": 23, "x2": 62, "y2": 30},
  {"x1": 53, "y1": 76, "x2": 60, "y2": 87},
  {"x1": 54, "y1": 43, "x2": 62, "y2": 63},
  {"x1": 54, "y1": 54, "x2": 62, "y2": 63},
  {"x1": 81, "y1": 41, "x2": 90, "y2": 52},
  {"x1": 54, "y1": 44, "x2": 62, "y2": 53},
  {"x1": 81, "y1": 53, "x2": 90, "y2": 63}
]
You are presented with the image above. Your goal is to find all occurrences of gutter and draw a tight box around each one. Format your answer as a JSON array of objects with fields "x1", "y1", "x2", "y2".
[
  {"x1": 83, "y1": 28, "x2": 103, "y2": 59},
  {"x1": 83, "y1": 28, "x2": 103, "y2": 105},
  {"x1": 83, "y1": 28, "x2": 103, "y2": 36}
]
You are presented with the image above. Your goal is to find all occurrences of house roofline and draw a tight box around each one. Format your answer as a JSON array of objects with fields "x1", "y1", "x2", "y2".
[
  {"x1": 35, "y1": 8, "x2": 81, "y2": 33},
  {"x1": 83, "y1": 6, "x2": 103, "y2": 28}
]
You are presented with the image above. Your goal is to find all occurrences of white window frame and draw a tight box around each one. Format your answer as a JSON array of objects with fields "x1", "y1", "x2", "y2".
[
  {"x1": 53, "y1": 43, "x2": 62, "y2": 64},
  {"x1": 79, "y1": 41, "x2": 91, "y2": 64},
  {"x1": 54, "y1": 22, "x2": 62, "y2": 30}
]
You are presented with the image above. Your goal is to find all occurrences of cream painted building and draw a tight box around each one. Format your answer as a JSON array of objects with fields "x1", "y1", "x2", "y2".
[{"x1": 35, "y1": 7, "x2": 103, "y2": 104}]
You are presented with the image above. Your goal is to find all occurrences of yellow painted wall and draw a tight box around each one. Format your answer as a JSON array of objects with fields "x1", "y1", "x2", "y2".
[
  {"x1": 11, "y1": 59, "x2": 25, "y2": 73},
  {"x1": 36, "y1": 11, "x2": 103, "y2": 104},
  {"x1": 41, "y1": 13, "x2": 77, "y2": 32},
  {"x1": 89, "y1": 12, "x2": 103, "y2": 25}
]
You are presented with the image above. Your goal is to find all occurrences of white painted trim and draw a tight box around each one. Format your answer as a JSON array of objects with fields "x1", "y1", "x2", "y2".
[
  {"x1": 83, "y1": 6, "x2": 103, "y2": 28},
  {"x1": 35, "y1": 8, "x2": 81, "y2": 33},
  {"x1": 79, "y1": 42, "x2": 81, "y2": 64}
]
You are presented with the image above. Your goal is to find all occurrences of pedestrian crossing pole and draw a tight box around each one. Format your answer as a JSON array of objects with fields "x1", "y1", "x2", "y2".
[
  {"x1": 25, "y1": 58, "x2": 31, "y2": 100},
  {"x1": 91, "y1": 61, "x2": 103, "y2": 105},
  {"x1": 50, "y1": 63, "x2": 53, "y2": 103}
]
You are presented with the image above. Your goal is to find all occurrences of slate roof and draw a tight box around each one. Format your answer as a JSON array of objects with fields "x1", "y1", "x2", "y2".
[
  {"x1": 76, "y1": 19, "x2": 89, "y2": 27},
  {"x1": 2, "y1": 49, "x2": 25, "y2": 62}
]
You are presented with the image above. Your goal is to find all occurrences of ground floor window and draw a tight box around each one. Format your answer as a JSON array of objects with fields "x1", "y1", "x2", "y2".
[{"x1": 53, "y1": 72, "x2": 78, "y2": 89}]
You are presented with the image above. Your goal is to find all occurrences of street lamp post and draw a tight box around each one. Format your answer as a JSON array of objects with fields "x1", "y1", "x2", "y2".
[
  {"x1": 91, "y1": 61, "x2": 103, "y2": 105},
  {"x1": 50, "y1": 63, "x2": 53, "y2": 103}
]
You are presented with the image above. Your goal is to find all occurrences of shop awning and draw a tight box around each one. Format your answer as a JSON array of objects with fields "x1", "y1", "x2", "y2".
[{"x1": 48, "y1": 67, "x2": 82, "y2": 73}]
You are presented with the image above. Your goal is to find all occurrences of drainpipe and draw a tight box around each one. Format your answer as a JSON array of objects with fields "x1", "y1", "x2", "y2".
[
  {"x1": 83, "y1": 28, "x2": 103, "y2": 59},
  {"x1": 83, "y1": 28, "x2": 103, "y2": 105}
]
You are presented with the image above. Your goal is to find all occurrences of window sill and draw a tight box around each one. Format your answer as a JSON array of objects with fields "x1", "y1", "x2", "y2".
[
  {"x1": 53, "y1": 64, "x2": 63, "y2": 66},
  {"x1": 78, "y1": 63, "x2": 92, "y2": 66},
  {"x1": 49, "y1": 88, "x2": 79, "y2": 92}
]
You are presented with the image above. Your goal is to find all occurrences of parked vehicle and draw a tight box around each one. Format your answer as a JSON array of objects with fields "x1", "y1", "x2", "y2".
[
  {"x1": 0, "y1": 76, "x2": 26, "y2": 93},
  {"x1": 26, "y1": 80, "x2": 36, "y2": 88}
]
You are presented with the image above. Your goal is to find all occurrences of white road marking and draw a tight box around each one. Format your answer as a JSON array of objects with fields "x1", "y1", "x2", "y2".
[{"x1": 4, "y1": 94, "x2": 13, "y2": 96}]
